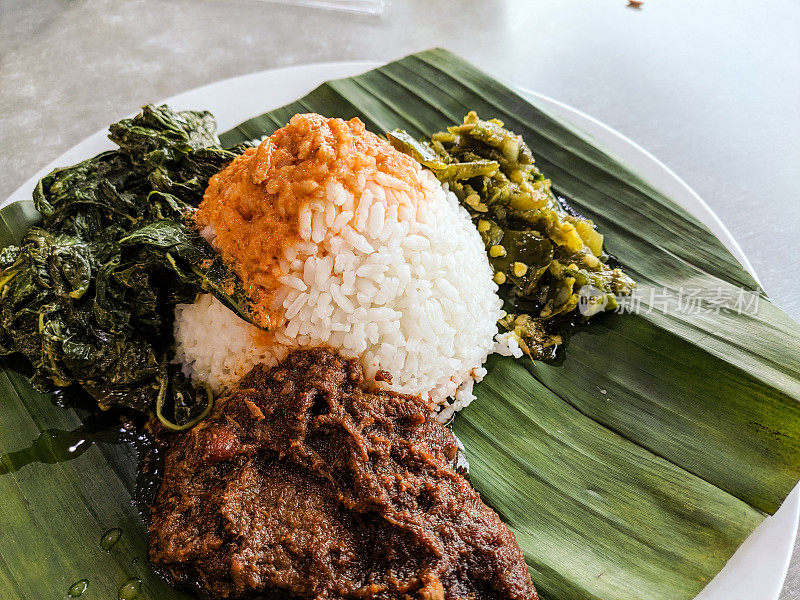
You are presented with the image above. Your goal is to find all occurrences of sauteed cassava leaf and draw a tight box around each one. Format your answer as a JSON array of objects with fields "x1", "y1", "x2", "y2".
[{"x1": 0, "y1": 105, "x2": 251, "y2": 427}]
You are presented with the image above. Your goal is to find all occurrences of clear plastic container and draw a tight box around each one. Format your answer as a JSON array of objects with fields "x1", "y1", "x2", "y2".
[{"x1": 257, "y1": 0, "x2": 386, "y2": 15}]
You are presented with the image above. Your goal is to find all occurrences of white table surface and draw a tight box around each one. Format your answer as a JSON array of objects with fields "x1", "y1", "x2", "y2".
[{"x1": 1, "y1": 0, "x2": 798, "y2": 596}]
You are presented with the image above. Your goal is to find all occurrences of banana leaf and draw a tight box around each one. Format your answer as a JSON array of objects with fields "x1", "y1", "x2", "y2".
[{"x1": 1, "y1": 48, "x2": 799, "y2": 600}]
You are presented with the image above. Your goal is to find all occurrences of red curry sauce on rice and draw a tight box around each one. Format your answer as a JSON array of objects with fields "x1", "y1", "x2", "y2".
[{"x1": 195, "y1": 113, "x2": 425, "y2": 328}]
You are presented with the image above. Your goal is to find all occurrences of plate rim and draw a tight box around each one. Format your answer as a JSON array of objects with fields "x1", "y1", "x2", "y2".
[{"x1": 1, "y1": 59, "x2": 796, "y2": 600}]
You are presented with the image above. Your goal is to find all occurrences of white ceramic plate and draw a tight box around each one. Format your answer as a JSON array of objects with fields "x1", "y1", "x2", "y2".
[{"x1": 3, "y1": 61, "x2": 797, "y2": 600}]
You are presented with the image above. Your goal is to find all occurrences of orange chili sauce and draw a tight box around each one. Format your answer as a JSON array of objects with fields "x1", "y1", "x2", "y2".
[{"x1": 195, "y1": 113, "x2": 424, "y2": 329}]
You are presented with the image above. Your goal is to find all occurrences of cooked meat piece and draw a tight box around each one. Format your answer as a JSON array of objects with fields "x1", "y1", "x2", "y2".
[{"x1": 149, "y1": 348, "x2": 537, "y2": 600}]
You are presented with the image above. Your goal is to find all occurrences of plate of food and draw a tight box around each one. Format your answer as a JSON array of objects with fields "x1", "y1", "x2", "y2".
[{"x1": 1, "y1": 50, "x2": 799, "y2": 600}]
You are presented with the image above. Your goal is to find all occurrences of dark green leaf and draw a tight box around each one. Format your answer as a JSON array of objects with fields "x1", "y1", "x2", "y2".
[
  {"x1": 221, "y1": 48, "x2": 800, "y2": 599},
  {"x1": 0, "y1": 105, "x2": 248, "y2": 418}
]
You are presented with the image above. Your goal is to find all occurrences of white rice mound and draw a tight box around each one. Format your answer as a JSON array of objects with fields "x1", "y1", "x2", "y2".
[{"x1": 174, "y1": 169, "x2": 509, "y2": 420}]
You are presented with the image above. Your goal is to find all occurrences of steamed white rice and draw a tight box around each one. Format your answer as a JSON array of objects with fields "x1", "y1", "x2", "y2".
[{"x1": 174, "y1": 165, "x2": 512, "y2": 420}]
